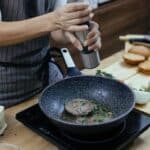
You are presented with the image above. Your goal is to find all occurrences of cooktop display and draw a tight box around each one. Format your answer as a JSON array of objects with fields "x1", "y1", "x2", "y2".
[{"x1": 16, "y1": 104, "x2": 150, "y2": 150}]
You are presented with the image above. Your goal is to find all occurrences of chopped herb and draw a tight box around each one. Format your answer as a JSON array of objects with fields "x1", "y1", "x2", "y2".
[
  {"x1": 143, "y1": 86, "x2": 150, "y2": 92},
  {"x1": 135, "y1": 84, "x2": 150, "y2": 92},
  {"x1": 96, "y1": 70, "x2": 114, "y2": 79}
]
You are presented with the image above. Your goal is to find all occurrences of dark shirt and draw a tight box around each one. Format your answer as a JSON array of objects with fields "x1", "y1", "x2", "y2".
[{"x1": 0, "y1": 0, "x2": 59, "y2": 107}]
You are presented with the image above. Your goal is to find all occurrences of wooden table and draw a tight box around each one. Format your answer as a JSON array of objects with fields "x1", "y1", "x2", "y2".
[{"x1": 0, "y1": 51, "x2": 150, "y2": 150}]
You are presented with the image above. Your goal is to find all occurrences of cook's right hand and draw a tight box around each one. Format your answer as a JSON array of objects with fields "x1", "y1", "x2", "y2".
[{"x1": 53, "y1": 3, "x2": 93, "y2": 32}]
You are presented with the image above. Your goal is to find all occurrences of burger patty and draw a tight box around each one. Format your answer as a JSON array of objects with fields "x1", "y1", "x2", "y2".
[{"x1": 65, "y1": 99, "x2": 96, "y2": 116}]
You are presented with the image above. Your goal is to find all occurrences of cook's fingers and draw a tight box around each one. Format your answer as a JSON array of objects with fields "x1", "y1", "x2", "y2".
[
  {"x1": 88, "y1": 44, "x2": 99, "y2": 51},
  {"x1": 87, "y1": 22, "x2": 99, "y2": 38},
  {"x1": 87, "y1": 30, "x2": 100, "y2": 40},
  {"x1": 88, "y1": 39, "x2": 102, "y2": 51},
  {"x1": 65, "y1": 3, "x2": 89, "y2": 12},
  {"x1": 84, "y1": 35, "x2": 98, "y2": 47},
  {"x1": 68, "y1": 15, "x2": 93, "y2": 26},
  {"x1": 67, "y1": 25, "x2": 89, "y2": 32},
  {"x1": 69, "y1": 7, "x2": 92, "y2": 19},
  {"x1": 90, "y1": 21, "x2": 99, "y2": 29},
  {"x1": 65, "y1": 32, "x2": 83, "y2": 51}
]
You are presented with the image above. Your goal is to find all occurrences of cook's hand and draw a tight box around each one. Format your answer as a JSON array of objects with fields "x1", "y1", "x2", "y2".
[
  {"x1": 84, "y1": 21, "x2": 101, "y2": 51},
  {"x1": 53, "y1": 3, "x2": 93, "y2": 32},
  {"x1": 64, "y1": 21, "x2": 101, "y2": 51}
]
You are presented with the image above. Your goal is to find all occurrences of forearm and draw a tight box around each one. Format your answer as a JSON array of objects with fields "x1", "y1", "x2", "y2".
[
  {"x1": 0, "y1": 12, "x2": 57, "y2": 47},
  {"x1": 0, "y1": 3, "x2": 91, "y2": 47}
]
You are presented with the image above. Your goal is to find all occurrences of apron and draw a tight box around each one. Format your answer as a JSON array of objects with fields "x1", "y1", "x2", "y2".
[{"x1": 0, "y1": 0, "x2": 63, "y2": 107}]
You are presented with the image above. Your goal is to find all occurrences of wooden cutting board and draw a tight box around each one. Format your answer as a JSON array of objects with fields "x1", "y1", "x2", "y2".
[{"x1": 102, "y1": 60, "x2": 138, "y2": 81}]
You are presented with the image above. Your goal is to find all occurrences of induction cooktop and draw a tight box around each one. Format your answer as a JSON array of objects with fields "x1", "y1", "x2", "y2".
[{"x1": 16, "y1": 104, "x2": 150, "y2": 150}]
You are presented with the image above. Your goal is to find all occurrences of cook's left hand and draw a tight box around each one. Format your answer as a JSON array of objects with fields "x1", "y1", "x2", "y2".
[
  {"x1": 64, "y1": 21, "x2": 101, "y2": 51},
  {"x1": 85, "y1": 21, "x2": 101, "y2": 51}
]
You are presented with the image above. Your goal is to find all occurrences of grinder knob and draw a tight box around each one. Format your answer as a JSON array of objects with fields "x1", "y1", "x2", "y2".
[{"x1": 81, "y1": 48, "x2": 100, "y2": 69}]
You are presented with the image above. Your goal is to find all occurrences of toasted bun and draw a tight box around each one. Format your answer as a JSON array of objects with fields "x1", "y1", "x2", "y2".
[
  {"x1": 138, "y1": 61, "x2": 150, "y2": 75},
  {"x1": 123, "y1": 53, "x2": 145, "y2": 65},
  {"x1": 148, "y1": 56, "x2": 150, "y2": 61},
  {"x1": 129, "y1": 45, "x2": 150, "y2": 58}
]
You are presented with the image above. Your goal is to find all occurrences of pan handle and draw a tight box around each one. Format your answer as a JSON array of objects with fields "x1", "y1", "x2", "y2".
[{"x1": 60, "y1": 48, "x2": 82, "y2": 77}]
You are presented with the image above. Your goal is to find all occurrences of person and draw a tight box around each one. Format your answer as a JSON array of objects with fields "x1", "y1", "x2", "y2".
[
  {"x1": 0, "y1": 0, "x2": 101, "y2": 107},
  {"x1": 68, "y1": 0, "x2": 98, "y2": 9}
]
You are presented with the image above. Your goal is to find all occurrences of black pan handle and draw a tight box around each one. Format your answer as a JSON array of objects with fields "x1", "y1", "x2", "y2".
[{"x1": 60, "y1": 48, "x2": 82, "y2": 77}]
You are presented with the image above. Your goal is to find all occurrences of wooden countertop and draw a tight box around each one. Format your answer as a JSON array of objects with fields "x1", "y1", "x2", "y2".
[{"x1": 0, "y1": 51, "x2": 150, "y2": 150}]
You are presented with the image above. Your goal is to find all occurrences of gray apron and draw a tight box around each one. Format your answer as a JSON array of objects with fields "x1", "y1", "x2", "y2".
[{"x1": 0, "y1": 0, "x2": 63, "y2": 107}]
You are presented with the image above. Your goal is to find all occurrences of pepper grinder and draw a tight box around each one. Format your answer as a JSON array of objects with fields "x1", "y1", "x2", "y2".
[{"x1": 75, "y1": 22, "x2": 100, "y2": 69}]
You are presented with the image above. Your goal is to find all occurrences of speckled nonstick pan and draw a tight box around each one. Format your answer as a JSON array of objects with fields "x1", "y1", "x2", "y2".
[{"x1": 39, "y1": 48, "x2": 135, "y2": 137}]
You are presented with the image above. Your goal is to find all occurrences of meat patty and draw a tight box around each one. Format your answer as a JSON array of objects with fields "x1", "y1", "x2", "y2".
[{"x1": 65, "y1": 99, "x2": 96, "y2": 116}]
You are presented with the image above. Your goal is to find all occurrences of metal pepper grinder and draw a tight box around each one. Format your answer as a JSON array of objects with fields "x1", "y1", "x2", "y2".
[{"x1": 75, "y1": 22, "x2": 100, "y2": 69}]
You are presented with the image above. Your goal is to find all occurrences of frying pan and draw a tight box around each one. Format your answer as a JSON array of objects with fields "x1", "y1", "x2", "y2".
[{"x1": 39, "y1": 48, "x2": 135, "y2": 137}]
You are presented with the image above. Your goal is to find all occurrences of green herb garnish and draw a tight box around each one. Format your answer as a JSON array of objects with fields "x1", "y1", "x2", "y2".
[
  {"x1": 96, "y1": 70, "x2": 114, "y2": 79},
  {"x1": 134, "y1": 84, "x2": 150, "y2": 92},
  {"x1": 143, "y1": 86, "x2": 150, "y2": 92},
  {"x1": 62, "y1": 100, "x2": 113, "y2": 125}
]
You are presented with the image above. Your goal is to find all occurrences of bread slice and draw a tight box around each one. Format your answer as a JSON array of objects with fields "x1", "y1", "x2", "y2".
[
  {"x1": 138, "y1": 61, "x2": 150, "y2": 75},
  {"x1": 123, "y1": 53, "x2": 145, "y2": 65},
  {"x1": 129, "y1": 45, "x2": 150, "y2": 58}
]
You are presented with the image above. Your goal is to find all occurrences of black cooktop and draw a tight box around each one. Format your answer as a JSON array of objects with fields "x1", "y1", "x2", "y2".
[{"x1": 16, "y1": 104, "x2": 150, "y2": 150}]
